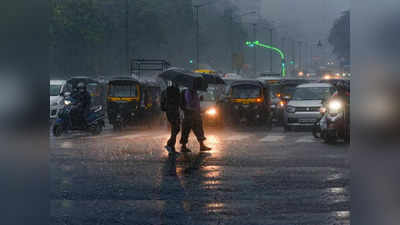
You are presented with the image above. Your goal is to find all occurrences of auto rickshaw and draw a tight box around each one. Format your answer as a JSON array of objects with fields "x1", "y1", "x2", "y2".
[
  {"x1": 140, "y1": 80, "x2": 163, "y2": 127},
  {"x1": 221, "y1": 80, "x2": 272, "y2": 127},
  {"x1": 107, "y1": 77, "x2": 141, "y2": 130}
]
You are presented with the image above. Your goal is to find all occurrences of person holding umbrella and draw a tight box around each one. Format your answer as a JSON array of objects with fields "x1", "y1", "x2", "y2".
[
  {"x1": 179, "y1": 80, "x2": 211, "y2": 152},
  {"x1": 161, "y1": 81, "x2": 181, "y2": 154}
]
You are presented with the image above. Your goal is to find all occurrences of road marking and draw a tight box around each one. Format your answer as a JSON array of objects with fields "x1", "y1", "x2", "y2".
[
  {"x1": 295, "y1": 136, "x2": 317, "y2": 143},
  {"x1": 224, "y1": 134, "x2": 250, "y2": 141},
  {"x1": 259, "y1": 135, "x2": 285, "y2": 142},
  {"x1": 113, "y1": 134, "x2": 148, "y2": 140},
  {"x1": 151, "y1": 134, "x2": 170, "y2": 139}
]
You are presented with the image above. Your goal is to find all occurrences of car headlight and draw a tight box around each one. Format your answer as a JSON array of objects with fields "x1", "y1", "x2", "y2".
[
  {"x1": 206, "y1": 108, "x2": 217, "y2": 116},
  {"x1": 286, "y1": 106, "x2": 296, "y2": 113},
  {"x1": 64, "y1": 100, "x2": 72, "y2": 105},
  {"x1": 328, "y1": 100, "x2": 342, "y2": 113}
]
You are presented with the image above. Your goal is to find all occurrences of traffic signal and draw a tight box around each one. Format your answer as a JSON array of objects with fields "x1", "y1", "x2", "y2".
[
  {"x1": 189, "y1": 59, "x2": 193, "y2": 64},
  {"x1": 290, "y1": 60, "x2": 295, "y2": 65}
]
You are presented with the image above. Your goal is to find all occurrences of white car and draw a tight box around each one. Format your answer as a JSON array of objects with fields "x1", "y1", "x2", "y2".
[
  {"x1": 50, "y1": 80, "x2": 66, "y2": 119},
  {"x1": 283, "y1": 83, "x2": 336, "y2": 130}
]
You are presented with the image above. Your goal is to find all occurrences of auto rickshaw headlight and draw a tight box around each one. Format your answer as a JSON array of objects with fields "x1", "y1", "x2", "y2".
[{"x1": 206, "y1": 108, "x2": 217, "y2": 116}]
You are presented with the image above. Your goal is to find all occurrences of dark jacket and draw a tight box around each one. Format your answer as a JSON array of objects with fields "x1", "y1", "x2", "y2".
[
  {"x1": 74, "y1": 91, "x2": 91, "y2": 111},
  {"x1": 161, "y1": 86, "x2": 180, "y2": 112}
]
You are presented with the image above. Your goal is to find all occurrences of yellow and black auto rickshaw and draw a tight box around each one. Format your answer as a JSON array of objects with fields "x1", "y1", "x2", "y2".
[
  {"x1": 221, "y1": 80, "x2": 272, "y2": 127},
  {"x1": 107, "y1": 77, "x2": 141, "y2": 130}
]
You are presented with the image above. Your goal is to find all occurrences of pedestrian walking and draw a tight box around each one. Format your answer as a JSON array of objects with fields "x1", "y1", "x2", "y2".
[
  {"x1": 161, "y1": 82, "x2": 181, "y2": 154},
  {"x1": 179, "y1": 82, "x2": 211, "y2": 152}
]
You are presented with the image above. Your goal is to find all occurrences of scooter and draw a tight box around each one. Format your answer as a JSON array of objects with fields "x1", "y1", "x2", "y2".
[
  {"x1": 52, "y1": 93, "x2": 105, "y2": 137},
  {"x1": 319, "y1": 99, "x2": 350, "y2": 144}
]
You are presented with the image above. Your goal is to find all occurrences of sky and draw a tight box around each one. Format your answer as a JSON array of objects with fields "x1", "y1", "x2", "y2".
[{"x1": 259, "y1": 0, "x2": 350, "y2": 42}]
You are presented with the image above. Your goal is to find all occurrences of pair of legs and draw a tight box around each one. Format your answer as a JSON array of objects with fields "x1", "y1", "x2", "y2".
[
  {"x1": 166, "y1": 111, "x2": 180, "y2": 152},
  {"x1": 179, "y1": 112, "x2": 210, "y2": 152}
]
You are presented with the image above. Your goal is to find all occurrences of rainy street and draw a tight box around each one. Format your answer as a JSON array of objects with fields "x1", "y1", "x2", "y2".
[{"x1": 50, "y1": 125, "x2": 350, "y2": 225}]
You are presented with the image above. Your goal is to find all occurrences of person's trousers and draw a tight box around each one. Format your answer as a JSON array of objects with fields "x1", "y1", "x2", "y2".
[
  {"x1": 180, "y1": 112, "x2": 206, "y2": 145},
  {"x1": 166, "y1": 111, "x2": 180, "y2": 147}
]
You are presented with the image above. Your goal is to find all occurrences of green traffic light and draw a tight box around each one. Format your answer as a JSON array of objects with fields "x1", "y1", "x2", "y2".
[{"x1": 189, "y1": 59, "x2": 193, "y2": 64}]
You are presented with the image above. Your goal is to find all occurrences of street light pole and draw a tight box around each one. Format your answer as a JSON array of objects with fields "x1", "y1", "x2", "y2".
[
  {"x1": 269, "y1": 28, "x2": 273, "y2": 72},
  {"x1": 253, "y1": 23, "x2": 257, "y2": 77},
  {"x1": 126, "y1": 0, "x2": 129, "y2": 75},
  {"x1": 230, "y1": 11, "x2": 256, "y2": 72},
  {"x1": 194, "y1": 5, "x2": 200, "y2": 70},
  {"x1": 193, "y1": 0, "x2": 220, "y2": 70},
  {"x1": 298, "y1": 41, "x2": 303, "y2": 72}
]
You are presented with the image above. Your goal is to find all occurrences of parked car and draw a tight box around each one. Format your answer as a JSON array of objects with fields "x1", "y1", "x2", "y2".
[
  {"x1": 49, "y1": 79, "x2": 66, "y2": 119},
  {"x1": 283, "y1": 83, "x2": 336, "y2": 131}
]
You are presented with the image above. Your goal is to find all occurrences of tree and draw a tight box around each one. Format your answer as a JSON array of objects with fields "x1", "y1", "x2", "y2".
[{"x1": 328, "y1": 10, "x2": 350, "y2": 65}]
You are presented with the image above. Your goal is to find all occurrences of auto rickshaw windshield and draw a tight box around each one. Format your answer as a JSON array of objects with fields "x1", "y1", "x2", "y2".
[
  {"x1": 109, "y1": 84, "x2": 138, "y2": 97},
  {"x1": 232, "y1": 85, "x2": 261, "y2": 99}
]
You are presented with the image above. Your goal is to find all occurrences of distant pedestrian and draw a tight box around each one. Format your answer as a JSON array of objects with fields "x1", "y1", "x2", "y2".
[
  {"x1": 179, "y1": 82, "x2": 211, "y2": 152},
  {"x1": 161, "y1": 82, "x2": 181, "y2": 154}
]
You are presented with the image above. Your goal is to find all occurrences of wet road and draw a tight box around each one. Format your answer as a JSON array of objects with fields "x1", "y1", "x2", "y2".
[{"x1": 50, "y1": 125, "x2": 350, "y2": 225}]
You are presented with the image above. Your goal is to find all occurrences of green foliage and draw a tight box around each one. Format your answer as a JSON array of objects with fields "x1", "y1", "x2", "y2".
[
  {"x1": 51, "y1": 0, "x2": 110, "y2": 45},
  {"x1": 328, "y1": 10, "x2": 350, "y2": 64}
]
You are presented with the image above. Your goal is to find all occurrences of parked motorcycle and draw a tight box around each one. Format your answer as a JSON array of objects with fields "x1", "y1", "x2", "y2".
[{"x1": 52, "y1": 93, "x2": 105, "y2": 137}]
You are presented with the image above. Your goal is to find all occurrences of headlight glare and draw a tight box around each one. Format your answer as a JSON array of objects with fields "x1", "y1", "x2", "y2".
[
  {"x1": 328, "y1": 101, "x2": 342, "y2": 112},
  {"x1": 64, "y1": 100, "x2": 72, "y2": 105},
  {"x1": 206, "y1": 108, "x2": 217, "y2": 116}
]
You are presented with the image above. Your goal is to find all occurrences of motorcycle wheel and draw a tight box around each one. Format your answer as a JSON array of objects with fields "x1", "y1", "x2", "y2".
[
  {"x1": 325, "y1": 134, "x2": 337, "y2": 144},
  {"x1": 312, "y1": 123, "x2": 321, "y2": 138},
  {"x1": 52, "y1": 124, "x2": 63, "y2": 137}
]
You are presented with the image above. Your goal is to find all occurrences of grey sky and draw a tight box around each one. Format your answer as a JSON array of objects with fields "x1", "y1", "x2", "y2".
[{"x1": 259, "y1": 0, "x2": 350, "y2": 42}]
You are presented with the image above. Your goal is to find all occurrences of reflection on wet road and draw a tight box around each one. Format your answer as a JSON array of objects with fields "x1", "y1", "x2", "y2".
[{"x1": 51, "y1": 126, "x2": 349, "y2": 225}]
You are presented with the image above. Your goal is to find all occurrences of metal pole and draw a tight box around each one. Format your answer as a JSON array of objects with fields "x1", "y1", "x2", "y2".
[
  {"x1": 253, "y1": 23, "x2": 257, "y2": 77},
  {"x1": 195, "y1": 6, "x2": 200, "y2": 70},
  {"x1": 298, "y1": 41, "x2": 303, "y2": 72},
  {"x1": 126, "y1": 0, "x2": 129, "y2": 75},
  {"x1": 269, "y1": 28, "x2": 273, "y2": 72},
  {"x1": 230, "y1": 11, "x2": 234, "y2": 71}
]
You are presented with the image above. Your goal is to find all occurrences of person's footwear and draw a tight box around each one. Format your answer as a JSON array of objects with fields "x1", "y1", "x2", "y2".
[
  {"x1": 180, "y1": 146, "x2": 192, "y2": 153},
  {"x1": 200, "y1": 145, "x2": 212, "y2": 151},
  {"x1": 164, "y1": 145, "x2": 178, "y2": 154}
]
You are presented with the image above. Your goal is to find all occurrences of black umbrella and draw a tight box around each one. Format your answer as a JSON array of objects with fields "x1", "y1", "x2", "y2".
[
  {"x1": 199, "y1": 73, "x2": 225, "y2": 85},
  {"x1": 158, "y1": 67, "x2": 208, "y2": 91}
]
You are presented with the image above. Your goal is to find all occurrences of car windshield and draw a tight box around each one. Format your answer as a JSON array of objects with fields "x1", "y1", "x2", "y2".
[
  {"x1": 109, "y1": 84, "x2": 138, "y2": 97},
  {"x1": 231, "y1": 85, "x2": 261, "y2": 99},
  {"x1": 50, "y1": 84, "x2": 62, "y2": 96},
  {"x1": 281, "y1": 85, "x2": 298, "y2": 97},
  {"x1": 292, "y1": 87, "x2": 334, "y2": 100}
]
